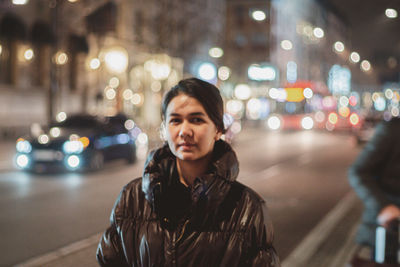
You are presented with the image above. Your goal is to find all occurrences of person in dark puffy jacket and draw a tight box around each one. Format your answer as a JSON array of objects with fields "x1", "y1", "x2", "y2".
[
  {"x1": 97, "y1": 77, "x2": 280, "y2": 266},
  {"x1": 348, "y1": 118, "x2": 400, "y2": 248}
]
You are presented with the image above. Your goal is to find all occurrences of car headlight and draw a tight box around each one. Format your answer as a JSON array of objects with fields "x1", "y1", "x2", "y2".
[
  {"x1": 267, "y1": 116, "x2": 281, "y2": 130},
  {"x1": 63, "y1": 140, "x2": 84, "y2": 154},
  {"x1": 301, "y1": 116, "x2": 314, "y2": 130},
  {"x1": 66, "y1": 155, "x2": 80, "y2": 169},
  {"x1": 16, "y1": 139, "x2": 32, "y2": 153},
  {"x1": 16, "y1": 154, "x2": 30, "y2": 168}
]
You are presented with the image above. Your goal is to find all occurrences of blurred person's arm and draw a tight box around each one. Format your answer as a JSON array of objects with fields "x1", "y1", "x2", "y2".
[{"x1": 348, "y1": 121, "x2": 394, "y2": 214}]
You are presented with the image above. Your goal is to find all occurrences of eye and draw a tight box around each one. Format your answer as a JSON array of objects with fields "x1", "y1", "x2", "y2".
[
  {"x1": 191, "y1": 117, "x2": 205, "y2": 124},
  {"x1": 169, "y1": 118, "x2": 181, "y2": 124}
]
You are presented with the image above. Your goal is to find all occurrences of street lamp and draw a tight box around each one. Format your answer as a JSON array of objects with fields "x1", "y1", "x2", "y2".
[
  {"x1": 349, "y1": 52, "x2": 360, "y2": 63},
  {"x1": 104, "y1": 47, "x2": 128, "y2": 74},
  {"x1": 218, "y1": 66, "x2": 230, "y2": 81},
  {"x1": 24, "y1": 48, "x2": 34, "y2": 61},
  {"x1": 361, "y1": 60, "x2": 371, "y2": 72},
  {"x1": 144, "y1": 60, "x2": 171, "y2": 80},
  {"x1": 89, "y1": 58, "x2": 100, "y2": 70},
  {"x1": 234, "y1": 84, "x2": 251, "y2": 100},
  {"x1": 251, "y1": 10, "x2": 266, "y2": 21},
  {"x1": 209, "y1": 47, "x2": 224, "y2": 58},
  {"x1": 54, "y1": 51, "x2": 68, "y2": 65},
  {"x1": 313, "y1": 27, "x2": 324, "y2": 39},
  {"x1": 333, "y1": 41, "x2": 345, "y2": 53},
  {"x1": 281, "y1": 40, "x2": 293, "y2": 51},
  {"x1": 12, "y1": 0, "x2": 28, "y2": 5},
  {"x1": 197, "y1": 62, "x2": 217, "y2": 81},
  {"x1": 385, "y1": 8, "x2": 398, "y2": 19},
  {"x1": 248, "y1": 64, "x2": 276, "y2": 81}
]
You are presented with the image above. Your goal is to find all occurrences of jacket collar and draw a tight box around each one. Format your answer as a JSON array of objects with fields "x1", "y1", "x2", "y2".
[{"x1": 142, "y1": 140, "x2": 239, "y2": 204}]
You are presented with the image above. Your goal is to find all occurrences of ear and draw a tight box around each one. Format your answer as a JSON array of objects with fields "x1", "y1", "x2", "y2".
[{"x1": 215, "y1": 130, "x2": 222, "y2": 141}]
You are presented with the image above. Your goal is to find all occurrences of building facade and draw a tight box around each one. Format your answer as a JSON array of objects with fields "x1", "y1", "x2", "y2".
[{"x1": 0, "y1": 0, "x2": 225, "y2": 138}]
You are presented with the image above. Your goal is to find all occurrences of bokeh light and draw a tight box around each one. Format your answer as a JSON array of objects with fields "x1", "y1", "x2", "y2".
[
  {"x1": 89, "y1": 58, "x2": 100, "y2": 70},
  {"x1": 105, "y1": 87, "x2": 116, "y2": 100},
  {"x1": 303, "y1": 88, "x2": 313, "y2": 99},
  {"x1": 313, "y1": 27, "x2": 324, "y2": 38},
  {"x1": 104, "y1": 47, "x2": 128, "y2": 73},
  {"x1": 281, "y1": 40, "x2": 293, "y2": 50},
  {"x1": 251, "y1": 10, "x2": 266, "y2": 21},
  {"x1": 361, "y1": 60, "x2": 371, "y2": 72},
  {"x1": 54, "y1": 51, "x2": 68, "y2": 65},
  {"x1": 24, "y1": 49, "x2": 34, "y2": 61},
  {"x1": 333, "y1": 41, "x2": 345, "y2": 53},
  {"x1": 267, "y1": 116, "x2": 281, "y2": 130},
  {"x1": 328, "y1": 112, "x2": 338, "y2": 124},
  {"x1": 234, "y1": 84, "x2": 251, "y2": 100},
  {"x1": 218, "y1": 66, "x2": 231, "y2": 81},
  {"x1": 349, "y1": 113, "x2": 360, "y2": 125},
  {"x1": 301, "y1": 116, "x2": 314, "y2": 130},
  {"x1": 198, "y1": 62, "x2": 217, "y2": 81},
  {"x1": 209, "y1": 47, "x2": 224, "y2": 58},
  {"x1": 50, "y1": 127, "x2": 61, "y2": 138},
  {"x1": 385, "y1": 8, "x2": 398, "y2": 18},
  {"x1": 338, "y1": 106, "x2": 350, "y2": 117},
  {"x1": 56, "y1": 112, "x2": 67, "y2": 122},
  {"x1": 349, "y1": 52, "x2": 360, "y2": 63},
  {"x1": 12, "y1": 0, "x2": 28, "y2": 5},
  {"x1": 109, "y1": 77, "x2": 120, "y2": 88}
]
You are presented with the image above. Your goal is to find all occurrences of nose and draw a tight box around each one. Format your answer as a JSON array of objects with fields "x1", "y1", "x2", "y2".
[{"x1": 178, "y1": 121, "x2": 193, "y2": 138}]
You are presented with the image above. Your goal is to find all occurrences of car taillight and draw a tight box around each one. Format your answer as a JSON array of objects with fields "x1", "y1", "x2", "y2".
[
  {"x1": 349, "y1": 113, "x2": 360, "y2": 126},
  {"x1": 328, "y1": 112, "x2": 338, "y2": 125}
]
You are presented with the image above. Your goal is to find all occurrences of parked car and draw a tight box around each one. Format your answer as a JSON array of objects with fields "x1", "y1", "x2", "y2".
[{"x1": 14, "y1": 113, "x2": 138, "y2": 173}]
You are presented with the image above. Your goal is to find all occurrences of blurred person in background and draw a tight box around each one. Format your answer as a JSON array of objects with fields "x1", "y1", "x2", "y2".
[
  {"x1": 348, "y1": 117, "x2": 400, "y2": 250},
  {"x1": 97, "y1": 78, "x2": 280, "y2": 266}
]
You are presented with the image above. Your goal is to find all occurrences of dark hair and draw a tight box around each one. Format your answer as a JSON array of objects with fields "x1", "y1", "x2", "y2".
[{"x1": 162, "y1": 78, "x2": 226, "y2": 133}]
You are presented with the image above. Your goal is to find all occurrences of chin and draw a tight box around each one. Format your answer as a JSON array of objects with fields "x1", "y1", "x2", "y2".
[
  {"x1": 178, "y1": 153, "x2": 199, "y2": 161},
  {"x1": 178, "y1": 151, "x2": 212, "y2": 162}
]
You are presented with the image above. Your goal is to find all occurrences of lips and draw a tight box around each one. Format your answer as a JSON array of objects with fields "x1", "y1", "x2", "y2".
[{"x1": 178, "y1": 142, "x2": 195, "y2": 150}]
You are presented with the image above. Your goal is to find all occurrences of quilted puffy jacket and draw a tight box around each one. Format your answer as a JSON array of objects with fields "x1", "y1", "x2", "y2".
[{"x1": 97, "y1": 140, "x2": 280, "y2": 266}]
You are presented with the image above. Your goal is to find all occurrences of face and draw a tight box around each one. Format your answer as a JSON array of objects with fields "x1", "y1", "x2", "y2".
[{"x1": 164, "y1": 94, "x2": 222, "y2": 162}]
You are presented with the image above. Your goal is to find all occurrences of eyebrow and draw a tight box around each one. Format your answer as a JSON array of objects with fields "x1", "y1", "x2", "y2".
[{"x1": 169, "y1": 112, "x2": 206, "y2": 117}]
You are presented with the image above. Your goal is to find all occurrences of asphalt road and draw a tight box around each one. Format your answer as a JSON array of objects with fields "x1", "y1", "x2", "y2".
[{"x1": 0, "y1": 127, "x2": 361, "y2": 266}]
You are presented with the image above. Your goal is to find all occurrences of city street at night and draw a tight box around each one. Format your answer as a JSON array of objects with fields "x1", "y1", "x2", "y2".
[
  {"x1": 1, "y1": 0, "x2": 400, "y2": 266},
  {"x1": 1, "y1": 127, "x2": 361, "y2": 266}
]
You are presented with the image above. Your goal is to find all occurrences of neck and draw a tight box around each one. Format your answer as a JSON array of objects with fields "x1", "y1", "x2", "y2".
[{"x1": 176, "y1": 154, "x2": 213, "y2": 187}]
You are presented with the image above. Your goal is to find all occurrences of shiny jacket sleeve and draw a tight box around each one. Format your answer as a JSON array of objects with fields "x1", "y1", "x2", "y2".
[
  {"x1": 248, "y1": 198, "x2": 280, "y2": 266},
  {"x1": 96, "y1": 187, "x2": 130, "y2": 267},
  {"x1": 348, "y1": 121, "x2": 393, "y2": 212}
]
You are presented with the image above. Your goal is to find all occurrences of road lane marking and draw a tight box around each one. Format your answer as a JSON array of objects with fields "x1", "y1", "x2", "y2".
[
  {"x1": 15, "y1": 233, "x2": 102, "y2": 267},
  {"x1": 239, "y1": 164, "x2": 281, "y2": 183},
  {"x1": 259, "y1": 164, "x2": 281, "y2": 179},
  {"x1": 281, "y1": 191, "x2": 359, "y2": 267}
]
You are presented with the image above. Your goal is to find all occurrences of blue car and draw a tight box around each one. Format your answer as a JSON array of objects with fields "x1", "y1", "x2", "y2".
[{"x1": 15, "y1": 114, "x2": 139, "y2": 173}]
